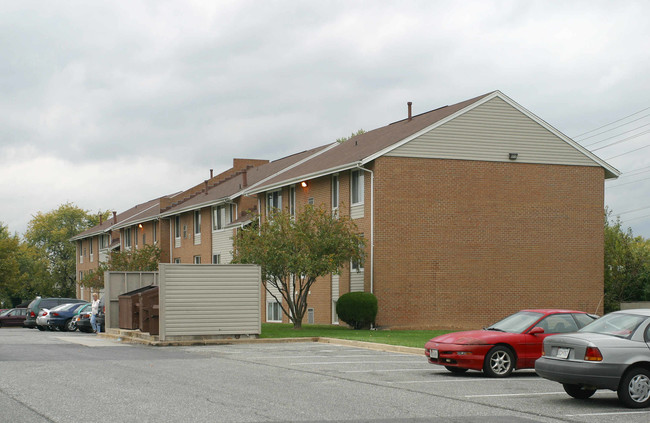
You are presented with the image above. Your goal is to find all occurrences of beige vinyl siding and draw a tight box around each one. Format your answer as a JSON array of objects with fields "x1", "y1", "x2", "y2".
[
  {"x1": 159, "y1": 264, "x2": 261, "y2": 339},
  {"x1": 350, "y1": 204, "x2": 364, "y2": 219},
  {"x1": 212, "y1": 230, "x2": 233, "y2": 264},
  {"x1": 350, "y1": 271, "x2": 364, "y2": 292},
  {"x1": 387, "y1": 97, "x2": 598, "y2": 167}
]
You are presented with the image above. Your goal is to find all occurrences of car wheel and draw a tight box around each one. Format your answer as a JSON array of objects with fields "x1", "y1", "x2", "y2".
[
  {"x1": 618, "y1": 367, "x2": 650, "y2": 408},
  {"x1": 65, "y1": 319, "x2": 76, "y2": 332},
  {"x1": 563, "y1": 384, "x2": 596, "y2": 399},
  {"x1": 483, "y1": 346, "x2": 514, "y2": 378},
  {"x1": 445, "y1": 366, "x2": 468, "y2": 374},
  {"x1": 37, "y1": 325, "x2": 45, "y2": 331}
]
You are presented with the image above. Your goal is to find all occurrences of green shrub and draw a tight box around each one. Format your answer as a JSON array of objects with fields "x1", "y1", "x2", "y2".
[{"x1": 336, "y1": 292, "x2": 378, "y2": 329}]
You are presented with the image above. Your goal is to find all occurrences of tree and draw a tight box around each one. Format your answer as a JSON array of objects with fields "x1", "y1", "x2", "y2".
[
  {"x1": 233, "y1": 205, "x2": 365, "y2": 329},
  {"x1": 24, "y1": 203, "x2": 108, "y2": 298},
  {"x1": 603, "y1": 208, "x2": 650, "y2": 313},
  {"x1": 336, "y1": 129, "x2": 366, "y2": 143},
  {"x1": 81, "y1": 244, "x2": 162, "y2": 291},
  {"x1": 0, "y1": 224, "x2": 22, "y2": 307}
]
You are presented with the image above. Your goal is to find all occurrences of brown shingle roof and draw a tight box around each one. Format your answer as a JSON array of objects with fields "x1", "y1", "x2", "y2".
[{"x1": 249, "y1": 92, "x2": 494, "y2": 192}]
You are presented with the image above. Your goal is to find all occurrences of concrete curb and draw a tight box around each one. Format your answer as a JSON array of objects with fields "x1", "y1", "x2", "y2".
[{"x1": 98, "y1": 331, "x2": 425, "y2": 355}]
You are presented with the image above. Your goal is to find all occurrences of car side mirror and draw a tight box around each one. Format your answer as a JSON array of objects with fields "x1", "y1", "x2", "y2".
[{"x1": 529, "y1": 326, "x2": 545, "y2": 335}]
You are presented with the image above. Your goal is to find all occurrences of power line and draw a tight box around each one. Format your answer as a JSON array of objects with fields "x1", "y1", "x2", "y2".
[
  {"x1": 584, "y1": 121, "x2": 650, "y2": 147},
  {"x1": 623, "y1": 213, "x2": 650, "y2": 224},
  {"x1": 616, "y1": 205, "x2": 650, "y2": 215},
  {"x1": 591, "y1": 129, "x2": 650, "y2": 151},
  {"x1": 606, "y1": 174, "x2": 650, "y2": 188},
  {"x1": 605, "y1": 144, "x2": 650, "y2": 160},
  {"x1": 573, "y1": 106, "x2": 650, "y2": 139},
  {"x1": 581, "y1": 115, "x2": 650, "y2": 144}
]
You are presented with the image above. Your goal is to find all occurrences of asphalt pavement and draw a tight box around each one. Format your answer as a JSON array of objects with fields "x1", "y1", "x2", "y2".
[{"x1": 1, "y1": 328, "x2": 649, "y2": 423}]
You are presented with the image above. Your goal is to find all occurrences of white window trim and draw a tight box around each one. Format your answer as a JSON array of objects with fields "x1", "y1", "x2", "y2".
[
  {"x1": 332, "y1": 174, "x2": 339, "y2": 211},
  {"x1": 351, "y1": 170, "x2": 364, "y2": 205},
  {"x1": 266, "y1": 190, "x2": 282, "y2": 216},
  {"x1": 266, "y1": 300, "x2": 282, "y2": 322}
]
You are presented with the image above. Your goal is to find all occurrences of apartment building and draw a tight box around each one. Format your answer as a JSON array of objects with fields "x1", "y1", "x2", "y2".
[
  {"x1": 247, "y1": 91, "x2": 619, "y2": 329},
  {"x1": 73, "y1": 90, "x2": 618, "y2": 329}
]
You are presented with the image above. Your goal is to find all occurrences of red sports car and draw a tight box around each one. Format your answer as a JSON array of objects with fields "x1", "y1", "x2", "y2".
[{"x1": 424, "y1": 309, "x2": 597, "y2": 377}]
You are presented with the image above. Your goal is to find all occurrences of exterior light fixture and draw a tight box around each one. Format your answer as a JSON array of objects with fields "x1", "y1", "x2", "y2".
[
  {"x1": 301, "y1": 181, "x2": 308, "y2": 188},
  {"x1": 509, "y1": 153, "x2": 518, "y2": 160},
  {"x1": 138, "y1": 223, "x2": 143, "y2": 229}
]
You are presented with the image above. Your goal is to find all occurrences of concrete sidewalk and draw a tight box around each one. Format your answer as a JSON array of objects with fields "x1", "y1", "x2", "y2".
[{"x1": 99, "y1": 328, "x2": 424, "y2": 355}]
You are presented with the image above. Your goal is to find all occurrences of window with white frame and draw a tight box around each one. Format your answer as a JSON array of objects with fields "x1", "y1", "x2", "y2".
[
  {"x1": 351, "y1": 234, "x2": 365, "y2": 272},
  {"x1": 89, "y1": 239, "x2": 93, "y2": 255},
  {"x1": 124, "y1": 228, "x2": 132, "y2": 248},
  {"x1": 267, "y1": 301, "x2": 282, "y2": 322},
  {"x1": 194, "y1": 255, "x2": 201, "y2": 264},
  {"x1": 134, "y1": 226, "x2": 138, "y2": 247},
  {"x1": 229, "y1": 203, "x2": 236, "y2": 223},
  {"x1": 174, "y1": 258, "x2": 181, "y2": 264},
  {"x1": 266, "y1": 190, "x2": 282, "y2": 215},
  {"x1": 174, "y1": 216, "x2": 181, "y2": 239},
  {"x1": 332, "y1": 174, "x2": 339, "y2": 210},
  {"x1": 213, "y1": 205, "x2": 229, "y2": 230},
  {"x1": 152, "y1": 222, "x2": 157, "y2": 243},
  {"x1": 289, "y1": 185, "x2": 296, "y2": 217},
  {"x1": 351, "y1": 170, "x2": 364, "y2": 205},
  {"x1": 194, "y1": 210, "x2": 201, "y2": 235},
  {"x1": 212, "y1": 254, "x2": 221, "y2": 264}
]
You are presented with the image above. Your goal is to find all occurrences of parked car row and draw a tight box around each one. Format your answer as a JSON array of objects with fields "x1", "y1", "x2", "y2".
[
  {"x1": 425, "y1": 308, "x2": 650, "y2": 409},
  {"x1": 0, "y1": 308, "x2": 28, "y2": 327},
  {"x1": 21, "y1": 296, "x2": 104, "y2": 333}
]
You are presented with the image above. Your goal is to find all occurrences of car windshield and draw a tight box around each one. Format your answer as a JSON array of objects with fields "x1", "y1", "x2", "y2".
[
  {"x1": 0, "y1": 310, "x2": 10, "y2": 317},
  {"x1": 486, "y1": 311, "x2": 544, "y2": 333},
  {"x1": 580, "y1": 313, "x2": 648, "y2": 339},
  {"x1": 50, "y1": 304, "x2": 70, "y2": 312}
]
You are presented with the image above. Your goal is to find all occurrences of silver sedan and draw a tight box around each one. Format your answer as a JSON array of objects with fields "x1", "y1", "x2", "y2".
[{"x1": 535, "y1": 308, "x2": 650, "y2": 408}]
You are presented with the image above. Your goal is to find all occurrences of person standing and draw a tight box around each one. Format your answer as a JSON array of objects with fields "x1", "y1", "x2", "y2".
[{"x1": 90, "y1": 293, "x2": 101, "y2": 334}]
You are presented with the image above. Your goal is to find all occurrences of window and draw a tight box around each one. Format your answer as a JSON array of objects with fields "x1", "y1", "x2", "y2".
[
  {"x1": 143, "y1": 233, "x2": 146, "y2": 245},
  {"x1": 289, "y1": 185, "x2": 296, "y2": 217},
  {"x1": 266, "y1": 190, "x2": 282, "y2": 215},
  {"x1": 99, "y1": 234, "x2": 108, "y2": 249},
  {"x1": 124, "y1": 228, "x2": 132, "y2": 248},
  {"x1": 194, "y1": 256, "x2": 201, "y2": 264},
  {"x1": 79, "y1": 271, "x2": 83, "y2": 281},
  {"x1": 174, "y1": 258, "x2": 181, "y2": 264},
  {"x1": 267, "y1": 301, "x2": 282, "y2": 322},
  {"x1": 174, "y1": 216, "x2": 180, "y2": 238},
  {"x1": 332, "y1": 174, "x2": 339, "y2": 209},
  {"x1": 212, "y1": 254, "x2": 221, "y2": 264},
  {"x1": 351, "y1": 234, "x2": 364, "y2": 272},
  {"x1": 183, "y1": 224, "x2": 188, "y2": 239},
  {"x1": 229, "y1": 204, "x2": 236, "y2": 224},
  {"x1": 152, "y1": 222, "x2": 157, "y2": 243},
  {"x1": 351, "y1": 170, "x2": 364, "y2": 204},
  {"x1": 89, "y1": 239, "x2": 93, "y2": 255},
  {"x1": 213, "y1": 206, "x2": 224, "y2": 230},
  {"x1": 194, "y1": 210, "x2": 201, "y2": 235},
  {"x1": 134, "y1": 226, "x2": 138, "y2": 246},
  {"x1": 333, "y1": 300, "x2": 339, "y2": 324},
  {"x1": 536, "y1": 314, "x2": 579, "y2": 333}
]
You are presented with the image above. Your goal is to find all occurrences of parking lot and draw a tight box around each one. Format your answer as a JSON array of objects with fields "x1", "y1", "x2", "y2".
[{"x1": 2, "y1": 328, "x2": 650, "y2": 422}]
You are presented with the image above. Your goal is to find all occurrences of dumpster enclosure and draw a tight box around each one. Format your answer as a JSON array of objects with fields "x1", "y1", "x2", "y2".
[{"x1": 105, "y1": 264, "x2": 261, "y2": 341}]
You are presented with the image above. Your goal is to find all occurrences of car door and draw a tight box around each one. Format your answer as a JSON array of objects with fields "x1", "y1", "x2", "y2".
[{"x1": 521, "y1": 314, "x2": 580, "y2": 367}]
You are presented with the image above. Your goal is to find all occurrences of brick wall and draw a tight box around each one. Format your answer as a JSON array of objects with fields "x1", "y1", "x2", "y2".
[{"x1": 373, "y1": 156, "x2": 605, "y2": 329}]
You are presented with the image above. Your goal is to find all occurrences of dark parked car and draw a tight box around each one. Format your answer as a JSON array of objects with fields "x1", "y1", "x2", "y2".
[
  {"x1": 75, "y1": 297, "x2": 105, "y2": 333},
  {"x1": 536, "y1": 309, "x2": 650, "y2": 408},
  {"x1": 0, "y1": 308, "x2": 28, "y2": 327},
  {"x1": 47, "y1": 303, "x2": 89, "y2": 331},
  {"x1": 24, "y1": 297, "x2": 87, "y2": 329}
]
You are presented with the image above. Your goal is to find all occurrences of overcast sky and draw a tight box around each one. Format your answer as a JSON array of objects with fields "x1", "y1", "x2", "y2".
[{"x1": 2, "y1": 1, "x2": 649, "y2": 238}]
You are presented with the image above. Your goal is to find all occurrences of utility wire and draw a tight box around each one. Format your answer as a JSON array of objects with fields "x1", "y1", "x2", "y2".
[
  {"x1": 606, "y1": 174, "x2": 650, "y2": 188},
  {"x1": 581, "y1": 116, "x2": 650, "y2": 144},
  {"x1": 584, "y1": 121, "x2": 650, "y2": 147},
  {"x1": 573, "y1": 106, "x2": 650, "y2": 139},
  {"x1": 605, "y1": 144, "x2": 650, "y2": 160},
  {"x1": 591, "y1": 129, "x2": 650, "y2": 151},
  {"x1": 616, "y1": 205, "x2": 650, "y2": 216}
]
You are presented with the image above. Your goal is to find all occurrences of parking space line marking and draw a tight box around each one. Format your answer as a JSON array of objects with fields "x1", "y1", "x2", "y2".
[
  {"x1": 343, "y1": 368, "x2": 431, "y2": 373},
  {"x1": 566, "y1": 411, "x2": 650, "y2": 417},
  {"x1": 292, "y1": 360, "x2": 423, "y2": 365},
  {"x1": 465, "y1": 392, "x2": 564, "y2": 398},
  {"x1": 387, "y1": 378, "x2": 539, "y2": 384}
]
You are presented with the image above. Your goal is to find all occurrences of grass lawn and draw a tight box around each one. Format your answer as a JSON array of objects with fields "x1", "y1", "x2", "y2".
[{"x1": 261, "y1": 323, "x2": 451, "y2": 348}]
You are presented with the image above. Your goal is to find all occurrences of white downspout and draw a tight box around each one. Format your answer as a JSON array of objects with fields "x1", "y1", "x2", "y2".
[
  {"x1": 357, "y1": 164, "x2": 374, "y2": 294},
  {"x1": 169, "y1": 218, "x2": 173, "y2": 263}
]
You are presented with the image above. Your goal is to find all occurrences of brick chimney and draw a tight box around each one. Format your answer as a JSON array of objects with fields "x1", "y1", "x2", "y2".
[
  {"x1": 407, "y1": 102, "x2": 412, "y2": 121},
  {"x1": 112, "y1": 211, "x2": 117, "y2": 224}
]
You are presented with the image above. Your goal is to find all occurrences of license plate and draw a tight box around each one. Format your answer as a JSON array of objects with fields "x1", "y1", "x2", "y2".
[
  {"x1": 556, "y1": 347, "x2": 570, "y2": 359},
  {"x1": 430, "y1": 349, "x2": 439, "y2": 359}
]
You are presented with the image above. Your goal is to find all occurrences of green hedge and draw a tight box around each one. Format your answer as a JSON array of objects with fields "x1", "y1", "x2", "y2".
[{"x1": 336, "y1": 292, "x2": 378, "y2": 329}]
